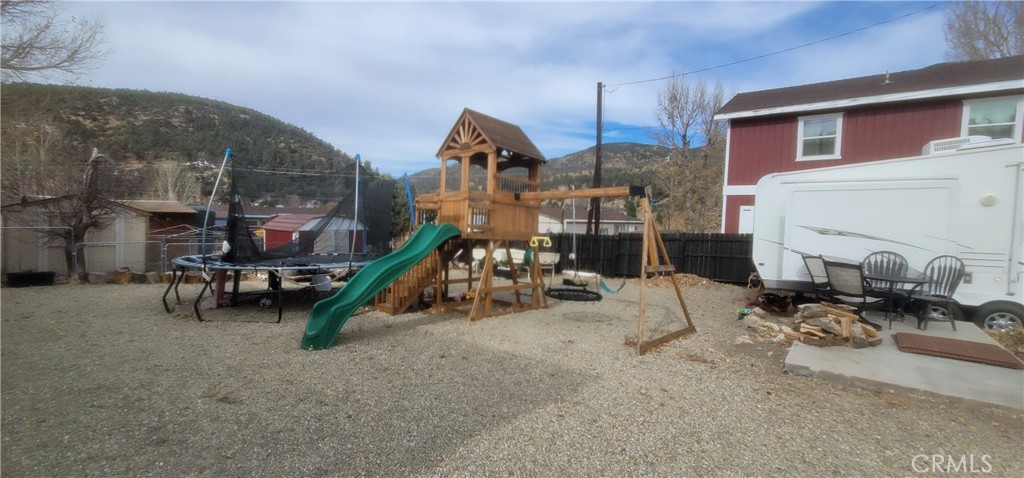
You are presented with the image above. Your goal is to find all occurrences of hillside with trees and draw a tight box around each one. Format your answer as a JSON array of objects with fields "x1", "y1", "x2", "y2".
[
  {"x1": 409, "y1": 142, "x2": 674, "y2": 199},
  {"x1": 1, "y1": 82, "x2": 355, "y2": 173}
]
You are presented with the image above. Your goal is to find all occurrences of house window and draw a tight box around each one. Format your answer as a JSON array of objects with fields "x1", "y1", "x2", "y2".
[
  {"x1": 962, "y1": 96, "x2": 1023, "y2": 141},
  {"x1": 797, "y1": 113, "x2": 842, "y2": 160}
]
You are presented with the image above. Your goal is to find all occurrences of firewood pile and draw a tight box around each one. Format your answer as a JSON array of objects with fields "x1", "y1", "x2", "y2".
[
  {"x1": 740, "y1": 302, "x2": 882, "y2": 349},
  {"x1": 785, "y1": 303, "x2": 882, "y2": 348}
]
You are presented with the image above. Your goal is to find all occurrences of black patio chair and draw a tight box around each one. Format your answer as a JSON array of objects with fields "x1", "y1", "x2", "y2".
[
  {"x1": 862, "y1": 250, "x2": 909, "y2": 292},
  {"x1": 801, "y1": 254, "x2": 832, "y2": 301},
  {"x1": 908, "y1": 255, "x2": 966, "y2": 331},
  {"x1": 822, "y1": 258, "x2": 886, "y2": 328},
  {"x1": 861, "y1": 250, "x2": 911, "y2": 327}
]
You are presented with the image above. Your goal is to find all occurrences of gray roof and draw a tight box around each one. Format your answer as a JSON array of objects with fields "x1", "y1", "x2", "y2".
[{"x1": 717, "y1": 55, "x2": 1024, "y2": 119}]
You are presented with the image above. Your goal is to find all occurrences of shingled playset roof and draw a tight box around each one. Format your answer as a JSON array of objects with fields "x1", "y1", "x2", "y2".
[{"x1": 438, "y1": 108, "x2": 547, "y2": 162}]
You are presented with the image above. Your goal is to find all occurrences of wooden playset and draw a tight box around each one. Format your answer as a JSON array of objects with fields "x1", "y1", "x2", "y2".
[{"x1": 375, "y1": 108, "x2": 695, "y2": 354}]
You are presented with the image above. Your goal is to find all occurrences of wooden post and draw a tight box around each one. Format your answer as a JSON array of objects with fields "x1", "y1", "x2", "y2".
[
  {"x1": 637, "y1": 204, "x2": 650, "y2": 354},
  {"x1": 440, "y1": 157, "x2": 448, "y2": 193},
  {"x1": 487, "y1": 151, "x2": 498, "y2": 194},
  {"x1": 469, "y1": 240, "x2": 496, "y2": 321},
  {"x1": 636, "y1": 196, "x2": 696, "y2": 355},
  {"x1": 504, "y1": 243, "x2": 523, "y2": 307}
]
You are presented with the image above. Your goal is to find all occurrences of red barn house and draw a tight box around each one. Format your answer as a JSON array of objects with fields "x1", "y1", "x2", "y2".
[{"x1": 715, "y1": 55, "x2": 1024, "y2": 234}]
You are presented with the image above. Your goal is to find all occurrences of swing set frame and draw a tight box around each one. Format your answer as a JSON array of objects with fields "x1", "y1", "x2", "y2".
[
  {"x1": 390, "y1": 108, "x2": 694, "y2": 354},
  {"x1": 520, "y1": 187, "x2": 696, "y2": 354}
]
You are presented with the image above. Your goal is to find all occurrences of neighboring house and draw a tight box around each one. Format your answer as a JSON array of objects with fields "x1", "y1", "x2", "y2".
[
  {"x1": 208, "y1": 204, "x2": 335, "y2": 229},
  {"x1": 1, "y1": 197, "x2": 152, "y2": 277},
  {"x1": 538, "y1": 204, "x2": 643, "y2": 235},
  {"x1": 261, "y1": 214, "x2": 365, "y2": 254},
  {"x1": 714, "y1": 55, "x2": 1024, "y2": 234},
  {"x1": 121, "y1": 200, "x2": 197, "y2": 237}
]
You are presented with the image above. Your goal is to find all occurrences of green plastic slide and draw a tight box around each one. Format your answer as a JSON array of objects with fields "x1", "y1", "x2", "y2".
[{"x1": 301, "y1": 223, "x2": 461, "y2": 350}]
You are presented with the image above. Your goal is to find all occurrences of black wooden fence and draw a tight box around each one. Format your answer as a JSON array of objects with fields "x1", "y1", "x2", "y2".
[{"x1": 545, "y1": 232, "x2": 754, "y2": 284}]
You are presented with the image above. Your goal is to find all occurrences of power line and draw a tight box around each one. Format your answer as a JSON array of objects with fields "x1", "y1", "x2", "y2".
[{"x1": 607, "y1": 3, "x2": 942, "y2": 88}]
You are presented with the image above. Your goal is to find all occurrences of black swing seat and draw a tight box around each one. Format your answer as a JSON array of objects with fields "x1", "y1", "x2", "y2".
[
  {"x1": 547, "y1": 269, "x2": 601, "y2": 301},
  {"x1": 545, "y1": 287, "x2": 602, "y2": 302}
]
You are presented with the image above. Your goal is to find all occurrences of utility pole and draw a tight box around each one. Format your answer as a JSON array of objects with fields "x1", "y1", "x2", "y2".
[{"x1": 587, "y1": 81, "x2": 603, "y2": 235}]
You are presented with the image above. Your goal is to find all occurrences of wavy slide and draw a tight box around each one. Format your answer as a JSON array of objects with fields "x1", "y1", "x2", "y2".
[{"x1": 302, "y1": 223, "x2": 461, "y2": 350}]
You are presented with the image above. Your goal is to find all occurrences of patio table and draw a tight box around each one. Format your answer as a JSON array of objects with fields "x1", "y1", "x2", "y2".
[{"x1": 863, "y1": 268, "x2": 928, "y2": 328}]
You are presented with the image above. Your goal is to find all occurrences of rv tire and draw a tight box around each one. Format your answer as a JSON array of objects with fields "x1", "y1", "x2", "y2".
[{"x1": 972, "y1": 303, "x2": 1024, "y2": 331}]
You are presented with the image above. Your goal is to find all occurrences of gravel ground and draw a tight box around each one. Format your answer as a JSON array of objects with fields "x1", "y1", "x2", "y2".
[{"x1": 2, "y1": 277, "x2": 1022, "y2": 477}]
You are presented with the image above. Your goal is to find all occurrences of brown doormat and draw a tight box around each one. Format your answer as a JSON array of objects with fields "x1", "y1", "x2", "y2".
[{"x1": 891, "y1": 333, "x2": 1024, "y2": 370}]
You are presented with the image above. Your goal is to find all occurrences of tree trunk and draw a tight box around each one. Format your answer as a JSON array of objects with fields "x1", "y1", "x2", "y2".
[
  {"x1": 75, "y1": 242, "x2": 88, "y2": 281},
  {"x1": 63, "y1": 237, "x2": 75, "y2": 280}
]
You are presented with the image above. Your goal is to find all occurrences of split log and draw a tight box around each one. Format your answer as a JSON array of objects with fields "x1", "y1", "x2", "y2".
[
  {"x1": 799, "y1": 325, "x2": 827, "y2": 337},
  {"x1": 798, "y1": 307, "x2": 829, "y2": 320},
  {"x1": 784, "y1": 330, "x2": 809, "y2": 341},
  {"x1": 807, "y1": 317, "x2": 843, "y2": 336},
  {"x1": 820, "y1": 304, "x2": 860, "y2": 320}
]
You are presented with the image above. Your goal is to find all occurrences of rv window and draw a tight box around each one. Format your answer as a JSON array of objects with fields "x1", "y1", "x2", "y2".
[
  {"x1": 796, "y1": 113, "x2": 842, "y2": 161},
  {"x1": 962, "y1": 96, "x2": 1023, "y2": 141}
]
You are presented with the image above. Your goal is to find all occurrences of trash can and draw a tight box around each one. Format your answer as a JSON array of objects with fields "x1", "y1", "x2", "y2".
[{"x1": 7, "y1": 271, "x2": 56, "y2": 287}]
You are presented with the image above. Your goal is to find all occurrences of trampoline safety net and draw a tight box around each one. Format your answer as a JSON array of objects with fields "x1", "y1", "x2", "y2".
[{"x1": 216, "y1": 156, "x2": 397, "y2": 266}]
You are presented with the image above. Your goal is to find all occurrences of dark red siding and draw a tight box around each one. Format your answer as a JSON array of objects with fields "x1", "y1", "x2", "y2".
[
  {"x1": 727, "y1": 116, "x2": 798, "y2": 185},
  {"x1": 727, "y1": 99, "x2": 965, "y2": 186},
  {"x1": 723, "y1": 99, "x2": 981, "y2": 232},
  {"x1": 265, "y1": 229, "x2": 364, "y2": 253},
  {"x1": 264, "y1": 229, "x2": 294, "y2": 251},
  {"x1": 842, "y1": 101, "x2": 962, "y2": 162}
]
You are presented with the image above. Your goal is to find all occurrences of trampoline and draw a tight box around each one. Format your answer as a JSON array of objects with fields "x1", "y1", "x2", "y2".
[
  {"x1": 162, "y1": 253, "x2": 375, "y2": 322},
  {"x1": 161, "y1": 149, "x2": 395, "y2": 322}
]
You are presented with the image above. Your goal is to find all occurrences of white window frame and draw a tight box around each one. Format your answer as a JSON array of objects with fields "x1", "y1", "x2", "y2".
[
  {"x1": 796, "y1": 112, "x2": 843, "y2": 161},
  {"x1": 961, "y1": 95, "x2": 1024, "y2": 142}
]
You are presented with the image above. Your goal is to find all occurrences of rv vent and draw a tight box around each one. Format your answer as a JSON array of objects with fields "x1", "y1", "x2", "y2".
[{"x1": 921, "y1": 136, "x2": 992, "y2": 155}]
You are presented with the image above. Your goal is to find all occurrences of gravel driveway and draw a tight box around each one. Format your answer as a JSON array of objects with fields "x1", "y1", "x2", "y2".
[{"x1": 2, "y1": 280, "x2": 1021, "y2": 476}]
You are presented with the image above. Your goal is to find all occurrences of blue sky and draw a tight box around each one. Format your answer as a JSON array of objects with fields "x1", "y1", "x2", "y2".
[{"x1": 62, "y1": 1, "x2": 950, "y2": 175}]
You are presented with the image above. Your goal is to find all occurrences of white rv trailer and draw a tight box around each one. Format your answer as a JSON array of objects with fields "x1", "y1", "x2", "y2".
[{"x1": 751, "y1": 138, "x2": 1023, "y2": 329}]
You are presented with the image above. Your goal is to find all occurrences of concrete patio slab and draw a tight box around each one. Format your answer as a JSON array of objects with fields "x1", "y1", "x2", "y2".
[{"x1": 784, "y1": 312, "x2": 1024, "y2": 409}]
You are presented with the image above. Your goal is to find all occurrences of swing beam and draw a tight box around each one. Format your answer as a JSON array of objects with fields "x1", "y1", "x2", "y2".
[{"x1": 523, "y1": 186, "x2": 696, "y2": 354}]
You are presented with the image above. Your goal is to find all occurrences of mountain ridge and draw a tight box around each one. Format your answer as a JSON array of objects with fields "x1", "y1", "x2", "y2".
[{"x1": 2, "y1": 83, "x2": 684, "y2": 205}]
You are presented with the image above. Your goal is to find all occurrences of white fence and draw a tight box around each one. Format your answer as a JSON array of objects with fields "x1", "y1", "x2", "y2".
[{"x1": 1, "y1": 227, "x2": 225, "y2": 278}]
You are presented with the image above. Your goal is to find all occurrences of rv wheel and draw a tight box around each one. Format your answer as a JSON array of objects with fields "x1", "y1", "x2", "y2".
[{"x1": 972, "y1": 303, "x2": 1024, "y2": 331}]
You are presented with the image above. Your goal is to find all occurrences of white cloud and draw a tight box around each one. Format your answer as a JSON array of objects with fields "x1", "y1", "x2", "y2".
[{"x1": 62, "y1": 1, "x2": 948, "y2": 175}]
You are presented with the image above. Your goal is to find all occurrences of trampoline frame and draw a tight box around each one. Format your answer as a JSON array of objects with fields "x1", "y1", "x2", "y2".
[{"x1": 162, "y1": 254, "x2": 373, "y2": 322}]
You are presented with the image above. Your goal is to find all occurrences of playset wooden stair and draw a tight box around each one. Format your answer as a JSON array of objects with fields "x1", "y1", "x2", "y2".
[{"x1": 374, "y1": 236, "x2": 460, "y2": 315}]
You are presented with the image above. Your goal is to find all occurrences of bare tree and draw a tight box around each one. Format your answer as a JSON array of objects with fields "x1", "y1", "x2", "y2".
[
  {"x1": 651, "y1": 76, "x2": 727, "y2": 232},
  {"x1": 3, "y1": 148, "x2": 124, "y2": 278},
  {"x1": 0, "y1": 117, "x2": 63, "y2": 203},
  {"x1": 151, "y1": 160, "x2": 202, "y2": 203},
  {"x1": 1, "y1": 0, "x2": 107, "y2": 82},
  {"x1": 944, "y1": 1, "x2": 1024, "y2": 61},
  {"x1": 2, "y1": 113, "x2": 132, "y2": 277}
]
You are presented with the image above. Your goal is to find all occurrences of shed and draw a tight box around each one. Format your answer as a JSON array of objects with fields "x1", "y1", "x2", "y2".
[
  {"x1": 1, "y1": 196, "x2": 151, "y2": 278},
  {"x1": 261, "y1": 214, "x2": 365, "y2": 254}
]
